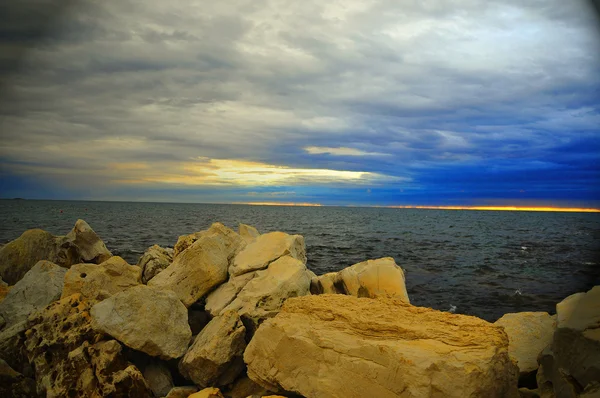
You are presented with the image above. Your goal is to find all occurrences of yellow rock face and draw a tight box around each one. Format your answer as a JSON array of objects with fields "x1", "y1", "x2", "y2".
[
  {"x1": 189, "y1": 387, "x2": 224, "y2": 398},
  {"x1": 245, "y1": 294, "x2": 518, "y2": 398}
]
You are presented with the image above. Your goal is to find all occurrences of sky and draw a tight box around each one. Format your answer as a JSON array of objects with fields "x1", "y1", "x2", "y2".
[{"x1": 0, "y1": 0, "x2": 599, "y2": 207}]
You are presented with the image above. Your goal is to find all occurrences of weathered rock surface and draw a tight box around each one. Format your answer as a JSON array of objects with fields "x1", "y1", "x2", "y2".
[
  {"x1": 179, "y1": 310, "x2": 246, "y2": 388},
  {"x1": 0, "y1": 220, "x2": 111, "y2": 285},
  {"x1": 173, "y1": 223, "x2": 245, "y2": 261},
  {"x1": 538, "y1": 286, "x2": 600, "y2": 396},
  {"x1": 0, "y1": 260, "x2": 66, "y2": 330},
  {"x1": 149, "y1": 226, "x2": 239, "y2": 307},
  {"x1": 239, "y1": 223, "x2": 260, "y2": 244},
  {"x1": 23, "y1": 293, "x2": 150, "y2": 397},
  {"x1": 0, "y1": 320, "x2": 28, "y2": 373},
  {"x1": 311, "y1": 257, "x2": 409, "y2": 302},
  {"x1": 62, "y1": 256, "x2": 142, "y2": 302},
  {"x1": 230, "y1": 231, "x2": 306, "y2": 277},
  {"x1": 65, "y1": 219, "x2": 112, "y2": 264},
  {"x1": 91, "y1": 285, "x2": 192, "y2": 359},
  {"x1": 138, "y1": 244, "x2": 174, "y2": 283},
  {"x1": 0, "y1": 276, "x2": 9, "y2": 303},
  {"x1": 245, "y1": 294, "x2": 518, "y2": 398},
  {"x1": 495, "y1": 312, "x2": 556, "y2": 377},
  {"x1": 225, "y1": 375, "x2": 271, "y2": 398},
  {"x1": 143, "y1": 359, "x2": 174, "y2": 397},
  {"x1": 0, "y1": 358, "x2": 37, "y2": 398},
  {"x1": 222, "y1": 256, "x2": 312, "y2": 333},
  {"x1": 205, "y1": 271, "x2": 257, "y2": 317},
  {"x1": 163, "y1": 386, "x2": 199, "y2": 398},
  {"x1": 189, "y1": 387, "x2": 224, "y2": 398}
]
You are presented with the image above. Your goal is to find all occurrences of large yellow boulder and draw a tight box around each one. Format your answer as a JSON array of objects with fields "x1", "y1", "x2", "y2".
[{"x1": 245, "y1": 294, "x2": 518, "y2": 398}]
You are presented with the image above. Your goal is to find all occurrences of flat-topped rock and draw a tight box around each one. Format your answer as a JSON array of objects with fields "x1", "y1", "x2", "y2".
[
  {"x1": 245, "y1": 294, "x2": 518, "y2": 398},
  {"x1": 137, "y1": 244, "x2": 173, "y2": 283},
  {"x1": 229, "y1": 231, "x2": 306, "y2": 277}
]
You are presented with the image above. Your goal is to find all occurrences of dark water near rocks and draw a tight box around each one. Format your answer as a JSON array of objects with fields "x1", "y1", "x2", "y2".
[{"x1": 1, "y1": 199, "x2": 599, "y2": 322}]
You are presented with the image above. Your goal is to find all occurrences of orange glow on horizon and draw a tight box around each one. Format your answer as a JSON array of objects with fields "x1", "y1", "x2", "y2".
[
  {"x1": 234, "y1": 202, "x2": 323, "y2": 207},
  {"x1": 384, "y1": 205, "x2": 600, "y2": 213}
]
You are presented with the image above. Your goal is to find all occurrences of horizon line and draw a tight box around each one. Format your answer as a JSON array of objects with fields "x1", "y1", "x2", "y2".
[{"x1": 2, "y1": 198, "x2": 599, "y2": 213}]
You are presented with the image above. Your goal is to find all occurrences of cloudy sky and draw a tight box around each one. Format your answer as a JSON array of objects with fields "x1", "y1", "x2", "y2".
[{"x1": 0, "y1": 0, "x2": 599, "y2": 207}]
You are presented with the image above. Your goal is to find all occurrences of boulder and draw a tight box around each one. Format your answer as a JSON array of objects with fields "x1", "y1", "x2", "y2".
[
  {"x1": 0, "y1": 260, "x2": 66, "y2": 330},
  {"x1": 143, "y1": 360, "x2": 174, "y2": 398},
  {"x1": 138, "y1": 245, "x2": 174, "y2": 283},
  {"x1": 245, "y1": 294, "x2": 518, "y2": 398},
  {"x1": 0, "y1": 220, "x2": 111, "y2": 285},
  {"x1": 310, "y1": 272, "x2": 339, "y2": 295},
  {"x1": 23, "y1": 293, "x2": 150, "y2": 397},
  {"x1": 0, "y1": 320, "x2": 28, "y2": 373},
  {"x1": 239, "y1": 223, "x2": 260, "y2": 244},
  {"x1": 179, "y1": 310, "x2": 246, "y2": 388},
  {"x1": 225, "y1": 375, "x2": 271, "y2": 398},
  {"x1": 164, "y1": 386, "x2": 199, "y2": 398},
  {"x1": 205, "y1": 271, "x2": 257, "y2": 317},
  {"x1": 148, "y1": 232, "x2": 231, "y2": 307},
  {"x1": 91, "y1": 285, "x2": 192, "y2": 359},
  {"x1": 189, "y1": 388, "x2": 224, "y2": 398},
  {"x1": 222, "y1": 256, "x2": 312, "y2": 333},
  {"x1": 338, "y1": 257, "x2": 409, "y2": 302},
  {"x1": 173, "y1": 223, "x2": 245, "y2": 261},
  {"x1": 229, "y1": 232, "x2": 306, "y2": 277},
  {"x1": 539, "y1": 286, "x2": 600, "y2": 396},
  {"x1": 61, "y1": 256, "x2": 142, "y2": 302},
  {"x1": 0, "y1": 358, "x2": 37, "y2": 398},
  {"x1": 0, "y1": 276, "x2": 9, "y2": 303},
  {"x1": 518, "y1": 387, "x2": 540, "y2": 398},
  {"x1": 65, "y1": 219, "x2": 112, "y2": 264},
  {"x1": 494, "y1": 312, "x2": 556, "y2": 377}
]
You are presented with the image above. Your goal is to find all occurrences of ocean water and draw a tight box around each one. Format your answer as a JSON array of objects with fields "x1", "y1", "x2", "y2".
[{"x1": 0, "y1": 199, "x2": 598, "y2": 322}]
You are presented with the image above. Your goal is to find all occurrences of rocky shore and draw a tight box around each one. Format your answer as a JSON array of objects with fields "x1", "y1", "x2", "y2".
[{"x1": 0, "y1": 220, "x2": 598, "y2": 397}]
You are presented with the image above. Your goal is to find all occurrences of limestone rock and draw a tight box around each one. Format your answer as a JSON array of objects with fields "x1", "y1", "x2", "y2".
[
  {"x1": 65, "y1": 219, "x2": 112, "y2": 264},
  {"x1": 239, "y1": 223, "x2": 260, "y2": 244},
  {"x1": 164, "y1": 386, "x2": 199, "y2": 398},
  {"x1": 541, "y1": 286, "x2": 600, "y2": 396},
  {"x1": 0, "y1": 276, "x2": 9, "y2": 303},
  {"x1": 24, "y1": 293, "x2": 150, "y2": 397},
  {"x1": 225, "y1": 375, "x2": 271, "y2": 398},
  {"x1": 337, "y1": 257, "x2": 409, "y2": 302},
  {"x1": 91, "y1": 285, "x2": 192, "y2": 359},
  {"x1": 179, "y1": 310, "x2": 246, "y2": 388},
  {"x1": 173, "y1": 223, "x2": 245, "y2": 261},
  {"x1": 222, "y1": 256, "x2": 312, "y2": 333},
  {"x1": 245, "y1": 294, "x2": 518, "y2": 398},
  {"x1": 205, "y1": 271, "x2": 257, "y2": 317},
  {"x1": 310, "y1": 272, "x2": 339, "y2": 295},
  {"x1": 495, "y1": 312, "x2": 556, "y2": 377},
  {"x1": 189, "y1": 388, "x2": 224, "y2": 398},
  {"x1": 61, "y1": 256, "x2": 142, "y2": 302},
  {"x1": 138, "y1": 244, "x2": 174, "y2": 283},
  {"x1": 0, "y1": 320, "x2": 28, "y2": 373},
  {"x1": 0, "y1": 260, "x2": 66, "y2": 330},
  {"x1": 143, "y1": 360, "x2": 174, "y2": 398},
  {"x1": 518, "y1": 388, "x2": 540, "y2": 398},
  {"x1": 0, "y1": 358, "x2": 37, "y2": 398},
  {"x1": 0, "y1": 220, "x2": 111, "y2": 285},
  {"x1": 148, "y1": 232, "x2": 230, "y2": 307},
  {"x1": 230, "y1": 232, "x2": 306, "y2": 277}
]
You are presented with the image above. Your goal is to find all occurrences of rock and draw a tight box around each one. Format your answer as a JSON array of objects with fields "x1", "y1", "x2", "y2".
[
  {"x1": 189, "y1": 388, "x2": 224, "y2": 398},
  {"x1": 0, "y1": 260, "x2": 66, "y2": 330},
  {"x1": 91, "y1": 285, "x2": 192, "y2": 359},
  {"x1": 174, "y1": 223, "x2": 245, "y2": 261},
  {"x1": 230, "y1": 231, "x2": 306, "y2": 277},
  {"x1": 225, "y1": 376, "x2": 271, "y2": 398},
  {"x1": 164, "y1": 386, "x2": 199, "y2": 398},
  {"x1": 65, "y1": 219, "x2": 112, "y2": 264},
  {"x1": 149, "y1": 231, "x2": 231, "y2": 307},
  {"x1": 24, "y1": 293, "x2": 150, "y2": 397},
  {"x1": 143, "y1": 360, "x2": 174, "y2": 398},
  {"x1": 0, "y1": 276, "x2": 9, "y2": 303},
  {"x1": 138, "y1": 244, "x2": 174, "y2": 283},
  {"x1": 179, "y1": 310, "x2": 246, "y2": 388},
  {"x1": 205, "y1": 272, "x2": 257, "y2": 317},
  {"x1": 540, "y1": 286, "x2": 600, "y2": 396},
  {"x1": 518, "y1": 388, "x2": 540, "y2": 398},
  {"x1": 0, "y1": 220, "x2": 111, "y2": 285},
  {"x1": 245, "y1": 294, "x2": 518, "y2": 398},
  {"x1": 495, "y1": 312, "x2": 556, "y2": 377},
  {"x1": 310, "y1": 272, "x2": 339, "y2": 295},
  {"x1": 61, "y1": 256, "x2": 142, "y2": 302},
  {"x1": 0, "y1": 358, "x2": 37, "y2": 398},
  {"x1": 338, "y1": 257, "x2": 409, "y2": 302},
  {"x1": 0, "y1": 320, "x2": 28, "y2": 373},
  {"x1": 222, "y1": 256, "x2": 312, "y2": 333},
  {"x1": 239, "y1": 223, "x2": 260, "y2": 244}
]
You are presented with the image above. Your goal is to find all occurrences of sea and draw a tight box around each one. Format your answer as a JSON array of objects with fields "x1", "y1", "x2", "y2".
[{"x1": 1, "y1": 199, "x2": 598, "y2": 322}]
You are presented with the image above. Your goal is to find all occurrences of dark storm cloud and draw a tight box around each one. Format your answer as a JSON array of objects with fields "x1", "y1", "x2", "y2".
[{"x1": 0, "y1": 0, "x2": 599, "y2": 205}]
